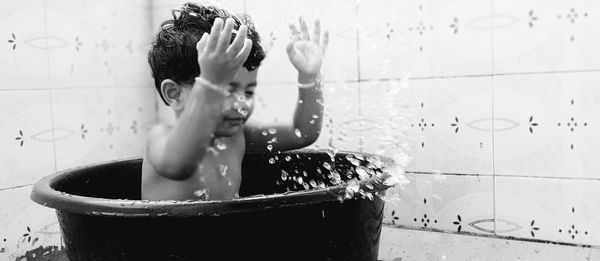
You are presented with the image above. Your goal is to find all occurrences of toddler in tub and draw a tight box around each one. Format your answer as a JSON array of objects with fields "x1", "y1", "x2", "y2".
[{"x1": 142, "y1": 3, "x2": 329, "y2": 200}]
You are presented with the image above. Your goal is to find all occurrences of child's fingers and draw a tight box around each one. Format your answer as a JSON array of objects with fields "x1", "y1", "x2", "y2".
[
  {"x1": 288, "y1": 23, "x2": 301, "y2": 42},
  {"x1": 217, "y1": 18, "x2": 235, "y2": 53},
  {"x1": 227, "y1": 25, "x2": 248, "y2": 58},
  {"x1": 320, "y1": 30, "x2": 329, "y2": 55},
  {"x1": 233, "y1": 38, "x2": 253, "y2": 66},
  {"x1": 206, "y1": 18, "x2": 224, "y2": 51},
  {"x1": 312, "y1": 20, "x2": 321, "y2": 44},
  {"x1": 196, "y1": 32, "x2": 209, "y2": 53},
  {"x1": 299, "y1": 17, "x2": 309, "y2": 40}
]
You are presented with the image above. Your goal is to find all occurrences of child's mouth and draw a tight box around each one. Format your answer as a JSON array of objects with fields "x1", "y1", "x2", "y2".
[{"x1": 225, "y1": 118, "x2": 245, "y2": 126}]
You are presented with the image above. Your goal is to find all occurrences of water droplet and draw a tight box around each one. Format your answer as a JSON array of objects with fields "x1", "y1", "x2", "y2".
[
  {"x1": 269, "y1": 158, "x2": 276, "y2": 164},
  {"x1": 312, "y1": 114, "x2": 319, "y2": 119},
  {"x1": 302, "y1": 182, "x2": 310, "y2": 190},
  {"x1": 309, "y1": 180, "x2": 317, "y2": 188},
  {"x1": 309, "y1": 119, "x2": 315, "y2": 124},
  {"x1": 267, "y1": 144, "x2": 273, "y2": 152},
  {"x1": 214, "y1": 138, "x2": 227, "y2": 150},
  {"x1": 218, "y1": 165, "x2": 228, "y2": 176},
  {"x1": 281, "y1": 170, "x2": 289, "y2": 180},
  {"x1": 294, "y1": 129, "x2": 302, "y2": 138},
  {"x1": 297, "y1": 176, "x2": 303, "y2": 184},
  {"x1": 346, "y1": 155, "x2": 361, "y2": 166},
  {"x1": 194, "y1": 188, "x2": 209, "y2": 200},
  {"x1": 206, "y1": 147, "x2": 219, "y2": 156},
  {"x1": 330, "y1": 171, "x2": 341, "y2": 185},
  {"x1": 343, "y1": 179, "x2": 360, "y2": 199},
  {"x1": 355, "y1": 166, "x2": 369, "y2": 180},
  {"x1": 298, "y1": 99, "x2": 304, "y2": 104},
  {"x1": 285, "y1": 156, "x2": 292, "y2": 161},
  {"x1": 268, "y1": 128, "x2": 277, "y2": 134},
  {"x1": 302, "y1": 170, "x2": 308, "y2": 177},
  {"x1": 322, "y1": 162, "x2": 331, "y2": 170},
  {"x1": 261, "y1": 130, "x2": 268, "y2": 136}
]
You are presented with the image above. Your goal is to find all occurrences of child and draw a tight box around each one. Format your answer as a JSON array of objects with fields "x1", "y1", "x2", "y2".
[{"x1": 143, "y1": 3, "x2": 329, "y2": 201}]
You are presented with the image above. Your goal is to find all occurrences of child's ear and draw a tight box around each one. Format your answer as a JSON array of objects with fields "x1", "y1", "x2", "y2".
[{"x1": 160, "y1": 79, "x2": 186, "y2": 109}]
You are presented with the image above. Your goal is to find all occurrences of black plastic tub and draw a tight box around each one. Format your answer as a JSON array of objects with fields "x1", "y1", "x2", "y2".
[{"x1": 31, "y1": 150, "x2": 391, "y2": 261}]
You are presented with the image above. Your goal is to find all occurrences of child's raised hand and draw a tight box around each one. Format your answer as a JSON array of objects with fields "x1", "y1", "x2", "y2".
[
  {"x1": 286, "y1": 18, "x2": 329, "y2": 79},
  {"x1": 197, "y1": 18, "x2": 253, "y2": 87}
]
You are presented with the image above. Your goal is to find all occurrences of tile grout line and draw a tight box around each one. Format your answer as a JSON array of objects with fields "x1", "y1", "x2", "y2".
[
  {"x1": 407, "y1": 171, "x2": 600, "y2": 181},
  {"x1": 355, "y1": 0, "x2": 363, "y2": 153},
  {"x1": 42, "y1": 0, "x2": 58, "y2": 174},
  {"x1": 257, "y1": 67, "x2": 600, "y2": 86},
  {"x1": 382, "y1": 224, "x2": 600, "y2": 249},
  {"x1": 490, "y1": 0, "x2": 497, "y2": 236},
  {"x1": 0, "y1": 184, "x2": 33, "y2": 192}
]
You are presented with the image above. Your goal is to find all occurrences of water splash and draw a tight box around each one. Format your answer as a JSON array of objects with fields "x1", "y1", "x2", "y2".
[{"x1": 268, "y1": 128, "x2": 277, "y2": 134}]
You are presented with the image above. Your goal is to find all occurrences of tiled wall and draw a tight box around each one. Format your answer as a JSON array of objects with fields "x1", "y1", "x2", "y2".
[{"x1": 0, "y1": 0, "x2": 156, "y2": 259}]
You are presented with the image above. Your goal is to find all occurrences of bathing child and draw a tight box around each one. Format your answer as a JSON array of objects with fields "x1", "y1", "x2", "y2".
[{"x1": 143, "y1": 3, "x2": 329, "y2": 200}]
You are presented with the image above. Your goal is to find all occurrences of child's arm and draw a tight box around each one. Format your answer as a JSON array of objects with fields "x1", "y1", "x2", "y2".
[
  {"x1": 245, "y1": 18, "x2": 329, "y2": 153},
  {"x1": 147, "y1": 18, "x2": 253, "y2": 180}
]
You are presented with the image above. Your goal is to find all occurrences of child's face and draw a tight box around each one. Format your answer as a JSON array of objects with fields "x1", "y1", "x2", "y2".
[{"x1": 213, "y1": 68, "x2": 257, "y2": 137}]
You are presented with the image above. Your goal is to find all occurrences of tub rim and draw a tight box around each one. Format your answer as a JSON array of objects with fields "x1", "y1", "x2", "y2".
[{"x1": 30, "y1": 149, "x2": 393, "y2": 217}]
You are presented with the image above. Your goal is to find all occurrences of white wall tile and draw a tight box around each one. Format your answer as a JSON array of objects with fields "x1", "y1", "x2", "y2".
[
  {"x1": 45, "y1": 0, "x2": 153, "y2": 89},
  {"x1": 0, "y1": 186, "x2": 62, "y2": 260},
  {"x1": 51, "y1": 88, "x2": 156, "y2": 171},
  {"x1": 496, "y1": 177, "x2": 600, "y2": 246},
  {"x1": 0, "y1": 0, "x2": 49, "y2": 90},
  {"x1": 383, "y1": 173, "x2": 493, "y2": 235},
  {"x1": 358, "y1": 0, "x2": 493, "y2": 80},
  {"x1": 494, "y1": 72, "x2": 600, "y2": 178},
  {"x1": 401, "y1": 77, "x2": 493, "y2": 175},
  {"x1": 379, "y1": 227, "x2": 593, "y2": 261},
  {"x1": 493, "y1": 0, "x2": 600, "y2": 73},
  {"x1": 0, "y1": 90, "x2": 55, "y2": 188}
]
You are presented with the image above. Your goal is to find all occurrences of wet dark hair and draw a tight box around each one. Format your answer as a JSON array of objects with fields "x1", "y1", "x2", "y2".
[{"x1": 148, "y1": 3, "x2": 265, "y2": 104}]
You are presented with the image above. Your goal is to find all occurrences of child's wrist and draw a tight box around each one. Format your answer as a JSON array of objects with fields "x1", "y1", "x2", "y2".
[
  {"x1": 297, "y1": 73, "x2": 321, "y2": 89},
  {"x1": 195, "y1": 77, "x2": 230, "y2": 97}
]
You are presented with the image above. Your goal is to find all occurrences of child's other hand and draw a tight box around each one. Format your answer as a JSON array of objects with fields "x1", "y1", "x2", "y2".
[
  {"x1": 286, "y1": 18, "x2": 329, "y2": 81},
  {"x1": 196, "y1": 18, "x2": 253, "y2": 86}
]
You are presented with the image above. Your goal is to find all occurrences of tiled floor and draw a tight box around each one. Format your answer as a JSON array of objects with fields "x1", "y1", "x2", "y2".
[{"x1": 379, "y1": 226, "x2": 595, "y2": 261}]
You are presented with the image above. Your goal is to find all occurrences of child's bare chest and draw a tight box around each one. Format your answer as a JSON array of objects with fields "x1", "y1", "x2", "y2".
[{"x1": 193, "y1": 135, "x2": 245, "y2": 199}]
